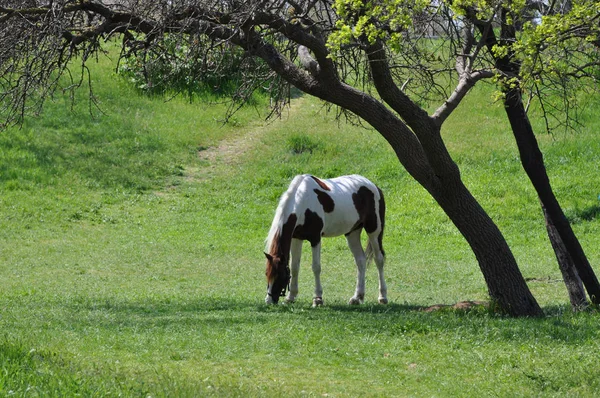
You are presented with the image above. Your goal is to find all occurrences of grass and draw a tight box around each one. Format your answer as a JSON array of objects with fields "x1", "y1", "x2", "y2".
[{"x1": 1, "y1": 52, "x2": 600, "y2": 396}]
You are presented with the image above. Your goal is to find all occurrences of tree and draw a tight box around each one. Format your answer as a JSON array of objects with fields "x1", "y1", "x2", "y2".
[
  {"x1": 0, "y1": 0, "x2": 559, "y2": 316},
  {"x1": 459, "y1": 0, "x2": 600, "y2": 309}
]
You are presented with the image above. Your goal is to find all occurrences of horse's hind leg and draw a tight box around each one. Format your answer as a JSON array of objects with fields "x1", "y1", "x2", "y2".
[
  {"x1": 368, "y1": 233, "x2": 388, "y2": 304},
  {"x1": 287, "y1": 238, "x2": 302, "y2": 303},
  {"x1": 346, "y1": 229, "x2": 366, "y2": 305}
]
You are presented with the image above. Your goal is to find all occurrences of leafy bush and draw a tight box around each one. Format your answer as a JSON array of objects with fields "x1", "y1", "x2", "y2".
[
  {"x1": 118, "y1": 36, "x2": 247, "y2": 97},
  {"x1": 286, "y1": 134, "x2": 323, "y2": 154}
]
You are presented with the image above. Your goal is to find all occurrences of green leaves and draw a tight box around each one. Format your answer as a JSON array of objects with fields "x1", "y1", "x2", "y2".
[
  {"x1": 328, "y1": 0, "x2": 430, "y2": 55},
  {"x1": 506, "y1": 2, "x2": 600, "y2": 74}
]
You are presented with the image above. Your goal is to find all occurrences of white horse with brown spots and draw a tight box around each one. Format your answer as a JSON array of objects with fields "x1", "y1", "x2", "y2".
[{"x1": 264, "y1": 174, "x2": 387, "y2": 306}]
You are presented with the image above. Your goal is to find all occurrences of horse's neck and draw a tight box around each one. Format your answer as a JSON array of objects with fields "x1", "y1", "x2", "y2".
[
  {"x1": 273, "y1": 211, "x2": 298, "y2": 261},
  {"x1": 267, "y1": 178, "x2": 305, "y2": 255}
]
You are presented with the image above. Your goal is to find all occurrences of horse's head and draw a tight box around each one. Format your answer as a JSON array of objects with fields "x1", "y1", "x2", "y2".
[{"x1": 264, "y1": 252, "x2": 290, "y2": 304}]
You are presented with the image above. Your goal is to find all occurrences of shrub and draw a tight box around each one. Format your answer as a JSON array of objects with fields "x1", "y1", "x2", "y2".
[
  {"x1": 287, "y1": 134, "x2": 323, "y2": 154},
  {"x1": 118, "y1": 36, "x2": 247, "y2": 97}
]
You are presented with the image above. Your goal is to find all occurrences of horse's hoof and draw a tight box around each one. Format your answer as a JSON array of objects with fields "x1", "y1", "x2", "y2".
[
  {"x1": 285, "y1": 296, "x2": 296, "y2": 304},
  {"x1": 312, "y1": 297, "x2": 324, "y2": 307},
  {"x1": 379, "y1": 297, "x2": 389, "y2": 305},
  {"x1": 348, "y1": 297, "x2": 363, "y2": 305}
]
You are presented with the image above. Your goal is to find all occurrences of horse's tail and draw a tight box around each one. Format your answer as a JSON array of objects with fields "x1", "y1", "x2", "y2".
[
  {"x1": 365, "y1": 240, "x2": 375, "y2": 267},
  {"x1": 364, "y1": 237, "x2": 385, "y2": 266},
  {"x1": 365, "y1": 235, "x2": 386, "y2": 267}
]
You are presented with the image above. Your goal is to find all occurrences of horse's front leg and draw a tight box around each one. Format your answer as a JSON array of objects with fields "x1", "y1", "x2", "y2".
[
  {"x1": 311, "y1": 242, "x2": 324, "y2": 307},
  {"x1": 286, "y1": 238, "x2": 302, "y2": 303},
  {"x1": 346, "y1": 230, "x2": 366, "y2": 305}
]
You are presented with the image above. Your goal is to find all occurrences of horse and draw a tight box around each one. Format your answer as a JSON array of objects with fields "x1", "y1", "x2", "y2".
[{"x1": 264, "y1": 174, "x2": 387, "y2": 307}]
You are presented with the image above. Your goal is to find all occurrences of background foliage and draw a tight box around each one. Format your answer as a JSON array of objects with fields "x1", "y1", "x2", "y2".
[{"x1": 118, "y1": 36, "x2": 248, "y2": 97}]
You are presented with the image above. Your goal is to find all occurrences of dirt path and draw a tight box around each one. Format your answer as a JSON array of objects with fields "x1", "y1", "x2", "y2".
[{"x1": 197, "y1": 97, "x2": 305, "y2": 167}]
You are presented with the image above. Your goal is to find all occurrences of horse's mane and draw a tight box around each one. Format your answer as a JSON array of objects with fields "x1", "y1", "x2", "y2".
[{"x1": 265, "y1": 174, "x2": 307, "y2": 254}]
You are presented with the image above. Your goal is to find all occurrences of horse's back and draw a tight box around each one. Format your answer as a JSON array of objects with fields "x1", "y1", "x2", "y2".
[{"x1": 294, "y1": 174, "x2": 382, "y2": 237}]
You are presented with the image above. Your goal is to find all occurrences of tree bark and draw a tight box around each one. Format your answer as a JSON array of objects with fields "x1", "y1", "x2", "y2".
[
  {"x1": 542, "y1": 203, "x2": 588, "y2": 309},
  {"x1": 426, "y1": 170, "x2": 543, "y2": 316}
]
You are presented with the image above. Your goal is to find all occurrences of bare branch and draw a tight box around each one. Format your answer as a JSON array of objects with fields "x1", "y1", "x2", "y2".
[{"x1": 432, "y1": 69, "x2": 494, "y2": 125}]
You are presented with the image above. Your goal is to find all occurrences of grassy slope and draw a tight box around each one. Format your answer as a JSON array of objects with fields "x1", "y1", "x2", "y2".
[{"x1": 0, "y1": 53, "x2": 599, "y2": 396}]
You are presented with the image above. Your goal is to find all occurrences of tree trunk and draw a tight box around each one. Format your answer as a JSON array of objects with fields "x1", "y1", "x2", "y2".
[
  {"x1": 375, "y1": 122, "x2": 543, "y2": 317},
  {"x1": 425, "y1": 172, "x2": 543, "y2": 316},
  {"x1": 473, "y1": 9, "x2": 600, "y2": 307},
  {"x1": 358, "y1": 44, "x2": 542, "y2": 316},
  {"x1": 542, "y1": 203, "x2": 588, "y2": 309},
  {"x1": 503, "y1": 89, "x2": 600, "y2": 305}
]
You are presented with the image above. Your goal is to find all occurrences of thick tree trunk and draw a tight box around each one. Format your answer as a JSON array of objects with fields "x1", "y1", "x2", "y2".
[
  {"x1": 542, "y1": 204, "x2": 588, "y2": 309},
  {"x1": 424, "y1": 172, "x2": 543, "y2": 316},
  {"x1": 358, "y1": 45, "x2": 542, "y2": 316},
  {"x1": 378, "y1": 126, "x2": 543, "y2": 316},
  {"x1": 325, "y1": 83, "x2": 542, "y2": 316},
  {"x1": 503, "y1": 90, "x2": 600, "y2": 305}
]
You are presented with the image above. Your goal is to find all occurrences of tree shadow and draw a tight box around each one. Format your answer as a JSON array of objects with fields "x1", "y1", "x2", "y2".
[
  {"x1": 566, "y1": 204, "x2": 600, "y2": 223},
  {"x1": 57, "y1": 295, "x2": 599, "y2": 346}
]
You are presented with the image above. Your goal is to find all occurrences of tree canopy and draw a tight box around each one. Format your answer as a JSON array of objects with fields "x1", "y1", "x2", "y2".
[{"x1": 1, "y1": 1, "x2": 598, "y2": 128}]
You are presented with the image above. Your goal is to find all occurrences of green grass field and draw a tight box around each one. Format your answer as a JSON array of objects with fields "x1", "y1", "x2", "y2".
[{"x1": 1, "y1": 53, "x2": 599, "y2": 396}]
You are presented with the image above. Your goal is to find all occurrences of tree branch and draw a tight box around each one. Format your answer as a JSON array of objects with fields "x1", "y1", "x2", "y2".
[
  {"x1": 432, "y1": 70, "x2": 494, "y2": 125},
  {"x1": 249, "y1": 11, "x2": 337, "y2": 82},
  {"x1": 365, "y1": 40, "x2": 459, "y2": 181},
  {"x1": 298, "y1": 45, "x2": 320, "y2": 77}
]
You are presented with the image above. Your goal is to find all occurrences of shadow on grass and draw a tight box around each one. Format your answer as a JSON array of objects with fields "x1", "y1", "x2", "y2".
[
  {"x1": 0, "y1": 115, "x2": 173, "y2": 191},
  {"x1": 50, "y1": 296, "x2": 600, "y2": 345},
  {"x1": 566, "y1": 204, "x2": 600, "y2": 223},
  {"x1": 66, "y1": 296, "x2": 424, "y2": 317}
]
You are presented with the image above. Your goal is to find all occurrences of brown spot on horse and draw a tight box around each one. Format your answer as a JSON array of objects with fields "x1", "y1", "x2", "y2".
[
  {"x1": 310, "y1": 175, "x2": 331, "y2": 191},
  {"x1": 293, "y1": 209, "x2": 324, "y2": 247},
  {"x1": 314, "y1": 189, "x2": 335, "y2": 213},
  {"x1": 352, "y1": 186, "x2": 378, "y2": 234}
]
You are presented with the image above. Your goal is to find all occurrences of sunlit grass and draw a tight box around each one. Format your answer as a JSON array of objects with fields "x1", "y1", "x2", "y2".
[{"x1": 0, "y1": 53, "x2": 599, "y2": 396}]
